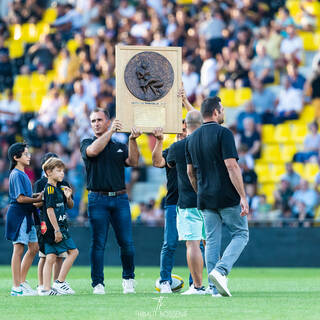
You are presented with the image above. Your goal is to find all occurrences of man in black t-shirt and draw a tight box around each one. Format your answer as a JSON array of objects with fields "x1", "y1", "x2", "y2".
[
  {"x1": 186, "y1": 96, "x2": 249, "y2": 297},
  {"x1": 167, "y1": 110, "x2": 208, "y2": 295},
  {"x1": 80, "y1": 108, "x2": 141, "y2": 295}
]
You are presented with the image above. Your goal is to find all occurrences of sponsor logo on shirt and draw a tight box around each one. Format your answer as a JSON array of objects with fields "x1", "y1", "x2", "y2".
[{"x1": 117, "y1": 149, "x2": 123, "y2": 153}]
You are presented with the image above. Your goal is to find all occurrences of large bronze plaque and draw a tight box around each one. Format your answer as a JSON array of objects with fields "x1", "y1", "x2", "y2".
[
  {"x1": 124, "y1": 52, "x2": 174, "y2": 102},
  {"x1": 116, "y1": 45, "x2": 182, "y2": 134}
]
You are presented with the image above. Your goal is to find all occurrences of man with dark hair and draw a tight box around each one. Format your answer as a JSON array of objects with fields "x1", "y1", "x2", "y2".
[
  {"x1": 186, "y1": 97, "x2": 249, "y2": 297},
  {"x1": 80, "y1": 109, "x2": 141, "y2": 295}
]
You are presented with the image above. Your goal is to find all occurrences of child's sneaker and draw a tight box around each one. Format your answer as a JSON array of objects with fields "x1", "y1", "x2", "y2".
[
  {"x1": 37, "y1": 285, "x2": 44, "y2": 295},
  {"x1": 20, "y1": 281, "x2": 37, "y2": 296},
  {"x1": 39, "y1": 288, "x2": 61, "y2": 296},
  {"x1": 10, "y1": 287, "x2": 23, "y2": 296},
  {"x1": 52, "y1": 280, "x2": 75, "y2": 295}
]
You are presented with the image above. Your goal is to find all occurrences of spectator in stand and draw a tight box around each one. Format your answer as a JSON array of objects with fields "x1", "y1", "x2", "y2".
[
  {"x1": 252, "y1": 80, "x2": 276, "y2": 124},
  {"x1": 239, "y1": 157, "x2": 257, "y2": 186},
  {"x1": 0, "y1": 89, "x2": 21, "y2": 130},
  {"x1": 249, "y1": 42, "x2": 274, "y2": 85},
  {"x1": 236, "y1": 101, "x2": 261, "y2": 133},
  {"x1": 197, "y1": 48, "x2": 219, "y2": 98},
  {"x1": 151, "y1": 29, "x2": 170, "y2": 47},
  {"x1": 280, "y1": 24, "x2": 303, "y2": 66},
  {"x1": 199, "y1": 9, "x2": 225, "y2": 56},
  {"x1": 305, "y1": 61, "x2": 320, "y2": 120},
  {"x1": 0, "y1": 37, "x2": 13, "y2": 92},
  {"x1": 28, "y1": 34, "x2": 58, "y2": 71},
  {"x1": 117, "y1": 0, "x2": 136, "y2": 19},
  {"x1": 274, "y1": 178, "x2": 294, "y2": 218},
  {"x1": 281, "y1": 162, "x2": 301, "y2": 191},
  {"x1": 182, "y1": 60, "x2": 199, "y2": 103},
  {"x1": 299, "y1": 0, "x2": 317, "y2": 31},
  {"x1": 276, "y1": 7, "x2": 295, "y2": 31},
  {"x1": 274, "y1": 77, "x2": 303, "y2": 123},
  {"x1": 287, "y1": 63, "x2": 306, "y2": 91},
  {"x1": 139, "y1": 199, "x2": 163, "y2": 227},
  {"x1": 293, "y1": 122, "x2": 320, "y2": 163},
  {"x1": 37, "y1": 87, "x2": 62, "y2": 128},
  {"x1": 130, "y1": 10, "x2": 151, "y2": 42},
  {"x1": 290, "y1": 179, "x2": 318, "y2": 224},
  {"x1": 82, "y1": 69, "x2": 100, "y2": 99},
  {"x1": 240, "y1": 117, "x2": 261, "y2": 159}
]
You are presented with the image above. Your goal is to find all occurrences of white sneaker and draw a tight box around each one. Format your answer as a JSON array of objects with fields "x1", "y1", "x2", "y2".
[
  {"x1": 20, "y1": 281, "x2": 37, "y2": 296},
  {"x1": 209, "y1": 270, "x2": 232, "y2": 297},
  {"x1": 159, "y1": 281, "x2": 172, "y2": 294},
  {"x1": 212, "y1": 293, "x2": 222, "y2": 298},
  {"x1": 181, "y1": 285, "x2": 205, "y2": 295},
  {"x1": 37, "y1": 285, "x2": 44, "y2": 295},
  {"x1": 93, "y1": 284, "x2": 105, "y2": 295},
  {"x1": 39, "y1": 288, "x2": 61, "y2": 296},
  {"x1": 52, "y1": 280, "x2": 75, "y2": 295},
  {"x1": 205, "y1": 286, "x2": 212, "y2": 295},
  {"x1": 122, "y1": 279, "x2": 136, "y2": 294},
  {"x1": 10, "y1": 287, "x2": 23, "y2": 296}
]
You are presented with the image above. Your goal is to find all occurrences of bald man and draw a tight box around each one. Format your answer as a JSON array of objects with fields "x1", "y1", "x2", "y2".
[{"x1": 166, "y1": 110, "x2": 208, "y2": 295}]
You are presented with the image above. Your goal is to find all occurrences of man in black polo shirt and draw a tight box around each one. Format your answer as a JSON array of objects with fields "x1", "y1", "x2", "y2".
[
  {"x1": 80, "y1": 108, "x2": 141, "y2": 295},
  {"x1": 186, "y1": 96, "x2": 249, "y2": 297},
  {"x1": 167, "y1": 110, "x2": 209, "y2": 296}
]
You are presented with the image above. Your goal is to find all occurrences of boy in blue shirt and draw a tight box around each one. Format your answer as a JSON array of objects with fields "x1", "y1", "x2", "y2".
[
  {"x1": 5, "y1": 142, "x2": 43, "y2": 296},
  {"x1": 39, "y1": 157, "x2": 78, "y2": 295}
]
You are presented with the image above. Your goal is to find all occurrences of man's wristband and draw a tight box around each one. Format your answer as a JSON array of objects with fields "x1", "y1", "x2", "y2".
[{"x1": 54, "y1": 230, "x2": 61, "y2": 233}]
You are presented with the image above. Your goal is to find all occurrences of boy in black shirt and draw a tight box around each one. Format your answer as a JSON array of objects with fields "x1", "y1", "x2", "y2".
[
  {"x1": 34, "y1": 153, "x2": 72, "y2": 294},
  {"x1": 39, "y1": 158, "x2": 78, "y2": 296}
]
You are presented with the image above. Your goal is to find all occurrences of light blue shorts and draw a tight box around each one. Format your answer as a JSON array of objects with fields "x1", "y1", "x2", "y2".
[
  {"x1": 13, "y1": 217, "x2": 38, "y2": 245},
  {"x1": 177, "y1": 207, "x2": 206, "y2": 241}
]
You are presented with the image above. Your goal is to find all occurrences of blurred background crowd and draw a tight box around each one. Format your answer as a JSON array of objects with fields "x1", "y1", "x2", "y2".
[{"x1": 0, "y1": 0, "x2": 320, "y2": 227}]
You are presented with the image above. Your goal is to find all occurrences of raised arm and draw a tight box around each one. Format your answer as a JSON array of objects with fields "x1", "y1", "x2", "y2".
[
  {"x1": 178, "y1": 86, "x2": 194, "y2": 111},
  {"x1": 224, "y1": 158, "x2": 249, "y2": 216},
  {"x1": 86, "y1": 119, "x2": 122, "y2": 157},
  {"x1": 125, "y1": 128, "x2": 142, "y2": 167},
  {"x1": 151, "y1": 128, "x2": 166, "y2": 168}
]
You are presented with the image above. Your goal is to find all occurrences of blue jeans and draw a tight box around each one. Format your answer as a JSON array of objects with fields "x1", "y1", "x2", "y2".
[
  {"x1": 203, "y1": 205, "x2": 249, "y2": 277},
  {"x1": 160, "y1": 205, "x2": 178, "y2": 283},
  {"x1": 88, "y1": 192, "x2": 135, "y2": 287}
]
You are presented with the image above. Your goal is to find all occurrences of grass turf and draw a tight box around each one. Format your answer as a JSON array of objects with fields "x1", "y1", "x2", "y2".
[{"x1": 0, "y1": 266, "x2": 320, "y2": 320}]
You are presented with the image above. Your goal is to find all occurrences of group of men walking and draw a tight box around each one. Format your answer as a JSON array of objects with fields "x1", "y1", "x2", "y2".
[{"x1": 80, "y1": 94, "x2": 249, "y2": 297}]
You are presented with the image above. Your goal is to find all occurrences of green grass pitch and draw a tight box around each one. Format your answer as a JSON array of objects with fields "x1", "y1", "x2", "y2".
[{"x1": 0, "y1": 266, "x2": 320, "y2": 320}]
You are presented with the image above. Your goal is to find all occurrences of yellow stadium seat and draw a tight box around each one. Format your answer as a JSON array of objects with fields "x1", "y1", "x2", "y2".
[
  {"x1": 8, "y1": 41, "x2": 24, "y2": 59},
  {"x1": 303, "y1": 163, "x2": 319, "y2": 183},
  {"x1": 293, "y1": 162, "x2": 304, "y2": 176},
  {"x1": 130, "y1": 203, "x2": 141, "y2": 221},
  {"x1": 21, "y1": 24, "x2": 37, "y2": 43},
  {"x1": 10, "y1": 24, "x2": 22, "y2": 41},
  {"x1": 19, "y1": 95, "x2": 34, "y2": 113},
  {"x1": 30, "y1": 73, "x2": 50, "y2": 91},
  {"x1": 258, "y1": 183, "x2": 275, "y2": 204},
  {"x1": 274, "y1": 123, "x2": 292, "y2": 143},
  {"x1": 291, "y1": 124, "x2": 308, "y2": 143},
  {"x1": 235, "y1": 88, "x2": 252, "y2": 106},
  {"x1": 300, "y1": 105, "x2": 315, "y2": 123},
  {"x1": 36, "y1": 23, "x2": 50, "y2": 40},
  {"x1": 255, "y1": 163, "x2": 271, "y2": 183},
  {"x1": 280, "y1": 144, "x2": 297, "y2": 163},
  {"x1": 261, "y1": 144, "x2": 281, "y2": 163},
  {"x1": 163, "y1": 134, "x2": 176, "y2": 149},
  {"x1": 261, "y1": 124, "x2": 275, "y2": 143},
  {"x1": 219, "y1": 88, "x2": 236, "y2": 107},
  {"x1": 299, "y1": 31, "x2": 318, "y2": 51},
  {"x1": 182, "y1": 107, "x2": 188, "y2": 119},
  {"x1": 42, "y1": 8, "x2": 57, "y2": 24},
  {"x1": 270, "y1": 164, "x2": 286, "y2": 183},
  {"x1": 14, "y1": 75, "x2": 31, "y2": 94}
]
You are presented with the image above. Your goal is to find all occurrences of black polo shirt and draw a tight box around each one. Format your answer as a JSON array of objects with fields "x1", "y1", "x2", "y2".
[
  {"x1": 185, "y1": 121, "x2": 240, "y2": 210},
  {"x1": 163, "y1": 148, "x2": 178, "y2": 206},
  {"x1": 80, "y1": 137, "x2": 128, "y2": 192},
  {"x1": 167, "y1": 138, "x2": 197, "y2": 209}
]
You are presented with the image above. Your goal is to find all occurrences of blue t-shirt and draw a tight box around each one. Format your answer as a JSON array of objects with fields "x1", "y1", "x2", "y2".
[{"x1": 9, "y1": 168, "x2": 33, "y2": 204}]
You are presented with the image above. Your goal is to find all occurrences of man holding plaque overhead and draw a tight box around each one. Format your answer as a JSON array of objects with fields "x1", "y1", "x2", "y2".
[{"x1": 80, "y1": 108, "x2": 141, "y2": 295}]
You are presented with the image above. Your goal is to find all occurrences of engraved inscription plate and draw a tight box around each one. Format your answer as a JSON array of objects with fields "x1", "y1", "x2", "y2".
[
  {"x1": 133, "y1": 105, "x2": 166, "y2": 128},
  {"x1": 124, "y1": 52, "x2": 174, "y2": 102}
]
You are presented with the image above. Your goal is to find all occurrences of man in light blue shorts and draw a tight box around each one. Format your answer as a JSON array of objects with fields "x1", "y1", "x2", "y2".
[{"x1": 167, "y1": 110, "x2": 209, "y2": 295}]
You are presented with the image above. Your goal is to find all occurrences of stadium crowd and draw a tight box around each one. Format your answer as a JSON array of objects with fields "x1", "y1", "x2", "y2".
[{"x1": 1, "y1": 0, "x2": 320, "y2": 226}]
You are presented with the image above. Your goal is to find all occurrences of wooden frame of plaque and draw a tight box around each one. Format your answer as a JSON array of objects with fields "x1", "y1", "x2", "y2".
[{"x1": 116, "y1": 45, "x2": 182, "y2": 133}]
